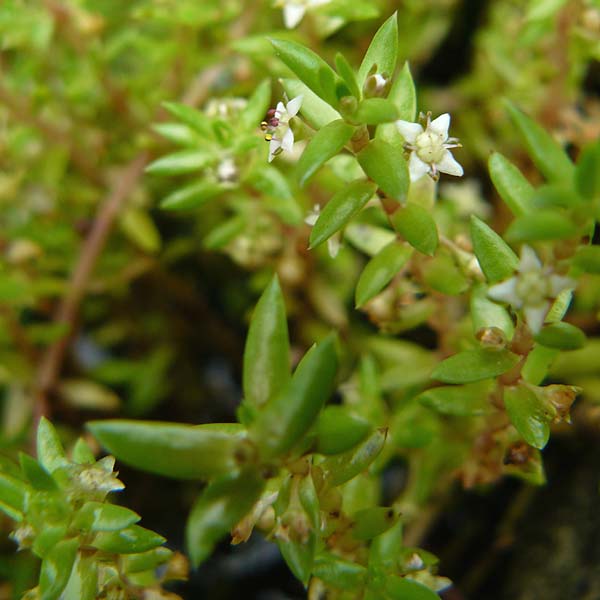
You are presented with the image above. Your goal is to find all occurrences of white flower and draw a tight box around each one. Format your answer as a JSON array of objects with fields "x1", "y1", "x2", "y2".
[
  {"x1": 396, "y1": 112, "x2": 463, "y2": 182},
  {"x1": 488, "y1": 245, "x2": 575, "y2": 333},
  {"x1": 216, "y1": 157, "x2": 237, "y2": 183},
  {"x1": 275, "y1": 0, "x2": 331, "y2": 29},
  {"x1": 262, "y1": 96, "x2": 303, "y2": 162},
  {"x1": 305, "y1": 204, "x2": 341, "y2": 258}
]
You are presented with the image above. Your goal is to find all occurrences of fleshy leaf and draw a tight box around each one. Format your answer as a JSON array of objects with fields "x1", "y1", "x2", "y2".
[
  {"x1": 391, "y1": 203, "x2": 438, "y2": 256},
  {"x1": 470, "y1": 216, "x2": 518, "y2": 282},
  {"x1": 357, "y1": 139, "x2": 409, "y2": 202},
  {"x1": 504, "y1": 385, "x2": 551, "y2": 449},
  {"x1": 431, "y1": 348, "x2": 520, "y2": 383}
]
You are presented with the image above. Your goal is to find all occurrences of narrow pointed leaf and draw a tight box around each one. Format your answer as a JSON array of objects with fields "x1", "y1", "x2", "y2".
[
  {"x1": 88, "y1": 420, "x2": 243, "y2": 480},
  {"x1": 315, "y1": 406, "x2": 371, "y2": 455},
  {"x1": 280, "y1": 79, "x2": 341, "y2": 129},
  {"x1": 321, "y1": 428, "x2": 387, "y2": 486},
  {"x1": 37, "y1": 417, "x2": 67, "y2": 474},
  {"x1": 385, "y1": 576, "x2": 440, "y2": 600},
  {"x1": 504, "y1": 385, "x2": 551, "y2": 449},
  {"x1": 160, "y1": 181, "x2": 224, "y2": 211},
  {"x1": 391, "y1": 203, "x2": 438, "y2": 256},
  {"x1": 271, "y1": 39, "x2": 339, "y2": 106},
  {"x1": 376, "y1": 62, "x2": 417, "y2": 145},
  {"x1": 417, "y1": 382, "x2": 492, "y2": 416},
  {"x1": 239, "y1": 79, "x2": 271, "y2": 131},
  {"x1": 250, "y1": 334, "x2": 338, "y2": 459},
  {"x1": 357, "y1": 139, "x2": 409, "y2": 202},
  {"x1": 162, "y1": 102, "x2": 212, "y2": 137},
  {"x1": 354, "y1": 98, "x2": 398, "y2": 124},
  {"x1": 358, "y1": 13, "x2": 399, "y2": 86},
  {"x1": 505, "y1": 211, "x2": 578, "y2": 242},
  {"x1": 506, "y1": 102, "x2": 574, "y2": 184},
  {"x1": 39, "y1": 538, "x2": 78, "y2": 600},
  {"x1": 335, "y1": 53, "x2": 360, "y2": 98},
  {"x1": 432, "y1": 348, "x2": 520, "y2": 383},
  {"x1": 488, "y1": 152, "x2": 534, "y2": 216},
  {"x1": 92, "y1": 525, "x2": 165, "y2": 554},
  {"x1": 298, "y1": 120, "x2": 355, "y2": 186},
  {"x1": 310, "y1": 180, "x2": 376, "y2": 248},
  {"x1": 186, "y1": 469, "x2": 264, "y2": 567},
  {"x1": 74, "y1": 501, "x2": 141, "y2": 532},
  {"x1": 575, "y1": 139, "x2": 600, "y2": 201},
  {"x1": 243, "y1": 276, "x2": 290, "y2": 410},
  {"x1": 146, "y1": 150, "x2": 213, "y2": 175},
  {"x1": 535, "y1": 322, "x2": 586, "y2": 350},
  {"x1": 355, "y1": 241, "x2": 412, "y2": 308},
  {"x1": 314, "y1": 553, "x2": 367, "y2": 590},
  {"x1": 470, "y1": 216, "x2": 518, "y2": 282}
]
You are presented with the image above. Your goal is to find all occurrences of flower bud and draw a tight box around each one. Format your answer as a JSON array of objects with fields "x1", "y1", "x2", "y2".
[{"x1": 363, "y1": 73, "x2": 391, "y2": 98}]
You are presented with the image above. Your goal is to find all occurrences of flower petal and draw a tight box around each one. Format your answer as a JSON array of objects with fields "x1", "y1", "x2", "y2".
[
  {"x1": 395, "y1": 120, "x2": 423, "y2": 143},
  {"x1": 281, "y1": 127, "x2": 295, "y2": 153},
  {"x1": 488, "y1": 277, "x2": 519, "y2": 306},
  {"x1": 408, "y1": 152, "x2": 430, "y2": 182},
  {"x1": 286, "y1": 95, "x2": 303, "y2": 118},
  {"x1": 327, "y1": 233, "x2": 341, "y2": 258},
  {"x1": 429, "y1": 113, "x2": 451, "y2": 138},
  {"x1": 268, "y1": 138, "x2": 282, "y2": 162},
  {"x1": 549, "y1": 274, "x2": 575, "y2": 297},
  {"x1": 283, "y1": 4, "x2": 306, "y2": 28},
  {"x1": 524, "y1": 303, "x2": 549, "y2": 334},
  {"x1": 436, "y1": 150, "x2": 463, "y2": 177},
  {"x1": 519, "y1": 245, "x2": 542, "y2": 273}
]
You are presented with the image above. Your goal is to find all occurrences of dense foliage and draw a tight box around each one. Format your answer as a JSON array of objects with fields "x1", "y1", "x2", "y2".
[{"x1": 0, "y1": 0, "x2": 599, "y2": 598}]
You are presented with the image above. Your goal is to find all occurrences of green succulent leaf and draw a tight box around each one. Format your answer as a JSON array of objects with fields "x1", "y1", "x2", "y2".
[
  {"x1": 321, "y1": 428, "x2": 387, "y2": 486},
  {"x1": 505, "y1": 211, "x2": 578, "y2": 242},
  {"x1": 355, "y1": 240, "x2": 412, "y2": 308},
  {"x1": 575, "y1": 138, "x2": 600, "y2": 201},
  {"x1": 522, "y1": 345, "x2": 560, "y2": 385},
  {"x1": 357, "y1": 12, "x2": 399, "y2": 86},
  {"x1": 357, "y1": 139, "x2": 409, "y2": 202},
  {"x1": 271, "y1": 39, "x2": 339, "y2": 106},
  {"x1": 310, "y1": 180, "x2": 377, "y2": 249},
  {"x1": 335, "y1": 53, "x2": 361, "y2": 99},
  {"x1": 313, "y1": 553, "x2": 367, "y2": 590},
  {"x1": 391, "y1": 203, "x2": 438, "y2": 256},
  {"x1": 417, "y1": 382, "x2": 493, "y2": 416},
  {"x1": 505, "y1": 102, "x2": 574, "y2": 184},
  {"x1": 535, "y1": 322, "x2": 586, "y2": 350},
  {"x1": 280, "y1": 79, "x2": 341, "y2": 129},
  {"x1": 160, "y1": 180, "x2": 224, "y2": 211},
  {"x1": 504, "y1": 385, "x2": 551, "y2": 449},
  {"x1": 470, "y1": 216, "x2": 519, "y2": 282},
  {"x1": 145, "y1": 150, "x2": 213, "y2": 175},
  {"x1": 88, "y1": 420, "x2": 244, "y2": 480},
  {"x1": 376, "y1": 62, "x2": 417, "y2": 145},
  {"x1": 315, "y1": 406, "x2": 371, "y2": 455},
  {"x1": 242, "y1": 275, "x2": 290, "y2": 412},
  {"x1": 92, "y1": 525, "x2": 166, "y2": 554},
  {"x1": 39, "y1": 538, "x2": 79, "y2": 600},
  {"x1": 277, "y1": 534, "x2": 316, "y2": 587},
  {"x1": 0, "y1": 471, "x2": 28, "y2": 513},
  {"x1": 385, "y1": 576, "x2": 440, "y2": 600},
  {"x1": 250, "y1": 334, "x2": 338, "y2": 459},
  {"x1": 36, "y1": 417, "x2": 68, "y2": 474},
  {"x1": 19, "y1": 453, "x2": 57, "y2": 491},
  {"x1": 573, "y1": 245, "x2": 600, "y2": 274},
  {"x1": 432, "y1": 348, "x2": 520, "y2": 384},
  {"x1": 351, "y1": 506, "x2": 397, "y2": 540},
  {"x1": 239, "y1": 79, "x2": 271, "y2": 131},
  {"x1": 470, "y1": 283, "x2": 515, "y2": 339},
  {"x1": 298, "y1": 119, "x2": 355, "y2": 186},
  {"x1": 488, "y1": 152, "x2": 534, "y2": 216},
  {"x1": 74, "y1": 501, "x2": 141, "y2": 532},
  {"x1": 186, "y1": 469, "x2": 264, "y2": 568},
  {"x1": 120, "y1": 547, "x2": 173, "y2": 574},
  {"x1": 354, "y1": 98, "x2": 399, "y2": 124},
  {"x1": 162, "y1": 101, "x2": 212, "y2": 137}
]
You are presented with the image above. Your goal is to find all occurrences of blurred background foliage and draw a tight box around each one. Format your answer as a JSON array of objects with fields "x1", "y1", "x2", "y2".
[{"x1": 0, "y1": 0, "x2": 599, "y2": 598}]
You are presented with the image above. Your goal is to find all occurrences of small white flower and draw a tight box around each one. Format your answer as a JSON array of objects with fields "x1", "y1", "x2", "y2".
[
  {"x1": 488, "y1": 245, "x2": 575, "y2": 333},
  {"x1": 275, "y1": 0, "x2": 331, "y2": 29},
  {"x1": 216, "y1": 157, "x2": 237, "y2": 183},
  {"x1": 262, "y1": 96, "x2": 303, "y2": 163},
  {"x1": 305, "y1": 204, "x2": 341, "y2": 258},
  {"x1": 396, "y1": 112, "x2": 463, "y2": 182}
]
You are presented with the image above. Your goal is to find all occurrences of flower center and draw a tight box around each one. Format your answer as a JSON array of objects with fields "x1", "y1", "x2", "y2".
[
  {"x1": 415, "y1": 130, "x2": 447, "y2": 164},
  {"x1": 515, "y1": 270, "x2": 550, "y2": 306}
]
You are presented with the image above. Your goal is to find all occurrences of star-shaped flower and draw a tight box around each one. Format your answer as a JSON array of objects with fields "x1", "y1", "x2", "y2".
[
  {"x1": 275, "y1": 0, "x2": 331, "y2": 29},
  {"x1": 488, "y1": 245, "x2": 575, "y2": 333},
  {"x1": 262, "y1": 96, "x2": 303, "y2": 163},
  {"x1": 396, "y1": 112, "x2": 463, "y2": 182}
]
